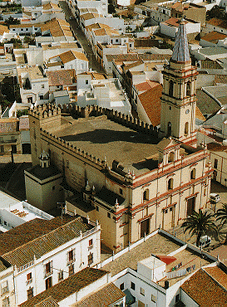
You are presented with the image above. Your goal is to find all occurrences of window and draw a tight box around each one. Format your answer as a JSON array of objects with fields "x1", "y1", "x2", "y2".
[
  {"x1": 27, "y1": 287, "x2": 33, "y2": 300},
  {"x1": 2, "y1": 297, "x2": 10, "y2": 307},
  {"x1": 176, "y1": 294, "x2": 180, "y2": 302},
  {"x1": 27, "y1": 272, "x2": 32, "y2": 284},
  {"x1": 168, "y1": 152, "x2": 174, "y2": 163},
  {"x1": 140, "y1": 287, "x2": 145, "y2": 296},
  {"x1": 131, "y1": 282, "x2": 135, "y2": 290},
  {"x1": 88, "y1": 252, "x2": 93, "y2": 266},
  {"x1": 45, "y1": 261, "x2": 53, "y2": 277},
  {"x1": 69, "y1": 264, "x2": 74, "y2": 276},
  {"x1": 107, "y1": 212, "x2": 111, "y2": 218},
  {"x1": 214, "y1": 159, "x2": 218, "y2": 169},
  {"x1": 169, "y1": 106, "x2": 171, "y2": 110},
  {"x1": 1, "y1": 281, "x2": 9, "y2": 295},
  {"x1": 191, "y1": 168, "x2": 196, "y2": 180},
  {"x1": 89, "y1": 239, "x2": 93, "y2": 246},
  {"x1": 169, "y1": 80, "x2": 174, "y2": 97},
  {"x1": 186, "y1": 82, "x2": 191, "y2": 96},
  {"x1": 45, "y1": 277, "x2": 52, "y2": 290},
  {"x1": 151, "y1": 294, "x2": 156, "y2": 302},
  {"x1": 184, "y1": 122, "x2": 189, "y2": 136},
  {"x1": 96, "y1": 206, "x2": 99, "y2": 211},
  {"x1": 52, "y1": 186, "x2": 55, "y2": 190},
  {"x1": 85, "y1": 80, "x2": 88, "y2": 84},
  {"x1": 168, "y1": 178, "x2": 173, "y2": 190},
  {"x1": 120, "y1": 283, "x2": 124, "y2": 290},
  {"x1": 119, "y1": 188, "x2": 123, "y2": 195},
  {"x1": 39, "y1": 95, "x2": 44, "y2": 100},
  {"x1": 41, "y1": 84, "x2": 44, "y2": 88},
  {"x1": 58, "y1": 270, "x2": 64, "y2": 281},
  {"x1": 143, "y1": 189, "x2": 149, "y2": 202},
  {"x1": 68, "y1": 249, "x2": 75, "y2": 263},
  {"x1": 167, "y1": 121, "x2": 172, "y2": 136}
]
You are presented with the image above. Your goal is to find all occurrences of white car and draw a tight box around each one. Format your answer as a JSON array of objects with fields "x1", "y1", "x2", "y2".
[{"x1": 210, "y1": 193, "x2": 220, "y2": 203}]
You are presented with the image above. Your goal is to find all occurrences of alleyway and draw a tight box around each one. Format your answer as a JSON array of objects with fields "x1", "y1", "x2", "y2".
[{"x1": 59, "y1": 1, "x2": 105, "y2": 74}]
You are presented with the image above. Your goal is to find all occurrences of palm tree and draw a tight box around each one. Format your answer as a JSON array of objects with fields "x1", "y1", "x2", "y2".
[
  {"x1": 216, "y1": 204, "x2": 227, "y2": 244},
  {"x1": 181, "y1": 209, "x2": 217, "y2": 247}
]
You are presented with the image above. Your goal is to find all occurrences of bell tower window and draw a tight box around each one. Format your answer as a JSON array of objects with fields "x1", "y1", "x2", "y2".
[
  {"x1": 184, "y1": 122, "x2": 189, "y2": 136},
  {"x1": 169, "y1": 80, "x2": 174, "y2": 97},
  {"x1": 186, "y1": 82, "x2": 191, "y2": 96},
  {"x1": 167, "y1": 122, "x2": 172, "y2": 136}
]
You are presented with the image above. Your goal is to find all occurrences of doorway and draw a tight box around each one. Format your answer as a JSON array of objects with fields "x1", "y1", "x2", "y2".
[
  {"x1": 140, "y1": 218, "x2": 150, "y2": 238},
  {"x1": 187, "y1": 197, "x2": 195, "y2": 216}
]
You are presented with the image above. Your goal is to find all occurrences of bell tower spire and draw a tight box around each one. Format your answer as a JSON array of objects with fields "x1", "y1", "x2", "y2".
[{"x1": 160, "y1": 19, "x2": 198, "y2": 144}]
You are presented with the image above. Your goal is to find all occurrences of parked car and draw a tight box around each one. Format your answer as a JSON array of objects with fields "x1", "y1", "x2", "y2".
[
  {"x1": 210, "y1": 193, "x2": 220, "y2": 203},
  {"x1": 199, "y1": 235, "x2": 211, "y2": 248}
]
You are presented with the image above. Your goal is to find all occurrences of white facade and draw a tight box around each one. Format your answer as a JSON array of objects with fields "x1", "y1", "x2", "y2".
[
  {"x1": 160, "y1": 21, "x2": 201, "y2": 38},
  {"x1": 15, "y1": 222, "x2": 101, "y2": 305}
]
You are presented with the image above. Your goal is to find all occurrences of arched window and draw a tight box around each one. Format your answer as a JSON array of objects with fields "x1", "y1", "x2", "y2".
[
  {"x1": 168, "y1": 152, "x2": 175, "y2": 163},
  {"x1": 143, "y1": 189, "x2": 149, "y2": 202},
  {"x1": 167, "y1": 122, "x2": 172, "y2": 136},
  {"x1": 169, "y1": 80, "x2": 174, "y2": 97},
  {"x1": 191, "y1": 168, "x2": 196, "y2": 180},
  {"x1": 186, "y1": 82, "x2": 191, "y2": 96},
  {"x1": 184, "y1": 122, "x2": 189, "y2": 136},
  {"x1": 168, "y1": 178, "x2": 173, "y2": 190}
]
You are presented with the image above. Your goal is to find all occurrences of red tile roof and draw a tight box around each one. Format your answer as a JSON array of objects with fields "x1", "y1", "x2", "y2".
[
  {"x1": 19, "y1": 268, "x2": 108, "y2": 307},
  {"x1": 181, "y1": 268, "x2": 227, "y2": 307},
  {"x1": 72, "y1": 282, "x2": 125, "y2": 306},
  {"x1": 207, "y1": 18, "x2": 227, "y2": 29},
  {"x1": 138, "y1": 82, "x2": 163, "y2": 126},
  {"x1": 47, "y1": 69, "x2": 76, "y2": 86},
  {"x1": 201, "y1": 31, "x2": 227, "y2": 43}
]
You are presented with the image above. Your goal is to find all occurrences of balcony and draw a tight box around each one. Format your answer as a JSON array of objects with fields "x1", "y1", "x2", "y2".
[
  {"x1": 1, "y1": 286, "x2": 9, "y2": 295},
  {"x1": 26, "y1": 278, "x2": 33, "y2": 286}
]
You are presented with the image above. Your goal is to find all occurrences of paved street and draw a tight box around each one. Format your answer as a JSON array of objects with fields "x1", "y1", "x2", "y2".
[{"x1": 59, "y1": 1, "x2": 105, "y2": 74}]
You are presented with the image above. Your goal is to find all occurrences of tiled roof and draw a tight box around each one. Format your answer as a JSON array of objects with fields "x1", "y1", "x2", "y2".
[
  {"x1": 107, "y1": 53, "x2": 139, "y2": 63},
  {"x1": 138, "y1": 82, "x2": 163, "y2": 126},
  {"x1": 196, "y1": 89, "x2": 221, "y2": 115},
  {"x1": 140, "y1": 54, "x2": 171, "y2": 61},
  {"x1": 135, "y1": 81, "x2": 153, "y2": 92},
  {"x1": 0, "y1": 24, "x2": 9, "y2": 35},
  {"x1": 72, "y1": 282, "x2": 125, "y2": 306},
  {"x1": 215, "y1": 75, "x2": 227, "y2": 84},
  {"x1": 94, "y1": 28, "x2": 107, "y2": 36},
  {"x1": 201, "y1": 31, "x2": 227, "y2": 43},
  {"x1": 165, "y1": 17, "x2": 188, "y2": 27},
  {"x1": 205, "y1": 267, "x2": 227, "y2": 289},
  {"x1": 19, "y1": 268, "x2": 108, "y2": 307},
  {"x1": 43, "y1": 2, "x2": 61, "y2": 11},
  {"x1": 47, "y1": 69, "x2": 76, "y2": 86},
  {"x1": 201, "y1": 59, "x2": 223, "y2": 69},
  {"x1": 181, "y1": 268, "x2": 227, "y2": 307},
  {"x1": 171, "y1": 20, "x2": 190, "y2": 63},
  {"x1": 0, "y1": 216, "x2": 94, "y2": 267},
  {"x1": 59, "y1": 50, "x2": 88, "y2": 63},
  {"x1": 207, "y1": 18, "x2": 227, "y2": 29},
  {"x1": 41, "y1": 18, "x2": 72, "y2": 38},
  {"x1": 195, "y1": 106, "x2": 206, "y2": 121},
  {"x1": 34, "y1": 297, "x2": 59, "y2": 307}
]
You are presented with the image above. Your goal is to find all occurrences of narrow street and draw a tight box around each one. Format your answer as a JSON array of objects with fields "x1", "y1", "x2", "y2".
[{"x1": 59, "y1": 1, "x2": 105, "y2": 74}]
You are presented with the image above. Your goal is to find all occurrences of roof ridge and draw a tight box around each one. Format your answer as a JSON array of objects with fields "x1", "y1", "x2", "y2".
[{"x1": 2, "y1": 217, "x2": 79, "y2": 260}]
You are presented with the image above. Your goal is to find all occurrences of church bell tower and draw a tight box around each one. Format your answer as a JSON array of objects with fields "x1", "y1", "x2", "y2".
[{"x1": 160, "y1": 20, "x2": 198, "y2": 144}]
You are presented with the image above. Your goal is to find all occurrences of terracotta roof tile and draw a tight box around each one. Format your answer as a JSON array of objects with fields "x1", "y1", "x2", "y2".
[
  {"x1": 201, "y1": 59, "x2": 223, "y2": 69},
  {"x1": 72, "y1": 282, "x2": 125, "y2": 306},
  {"x1": 181, "y1": 268, "x2": 227, "y2": 307},
  {"x1": 215, "y1": 75, "x2": 227, "y2": 84},
  {"x1": 201, "y1": 31, "x2": 227, "y2": 43},
  {"x1": 196, "y1": 106, "x2": 206, "y2": 121},
  {"x1": 205, "y1": 266, "x2": 227, "y2": 289},
  {"x1": 47, "y1": 69, "x2": 76, "y2": 86},
  {"x1": 19, "y1": 268, "x2": 107, "y2": 307},
  {"x1": 207, "y1": 18, "x2": 227, "y2": 29},
  {"x1": 41, "y1": 18, "x2": 72, "y2": 38},
  {"x1": 164, "y1": 17, "x2": 187, "y2": 27},
  {"x1": 0, "y1": 216, "x2": 94, "y2": 267},
  {"x1": 138, "y1": 82, "x2": 163, "y2": 126}
]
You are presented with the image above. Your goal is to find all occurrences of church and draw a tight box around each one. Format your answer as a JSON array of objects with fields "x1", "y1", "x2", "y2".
[{"x1": 28, "y1": 21, "x2": 212, "y2": 252}]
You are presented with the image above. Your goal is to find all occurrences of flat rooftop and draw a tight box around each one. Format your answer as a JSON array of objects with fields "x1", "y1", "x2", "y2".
[
  {"x1": 102, "y1": 233, "x2": 180, "y2": 276},
  {"x1": 50, "y1": 115, "x2": 161, "y2": 176}
]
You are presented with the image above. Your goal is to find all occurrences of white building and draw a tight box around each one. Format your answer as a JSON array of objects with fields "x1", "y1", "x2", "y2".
[
  {"x1": 0, "y1": 214, "x2": 101, "y2": 306},
  {"x1": 16, "y1": 65, "x2": 49, "y2": 105},
  {"x1": 77, "y1": 75, "x2": 132, "y2": 115},
  {"x1": 160, "y1": 17, "x2": 200, "y2": 38},
  {"x1": 95, "y1": 229, "x2": 219, "y2": 307}
]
